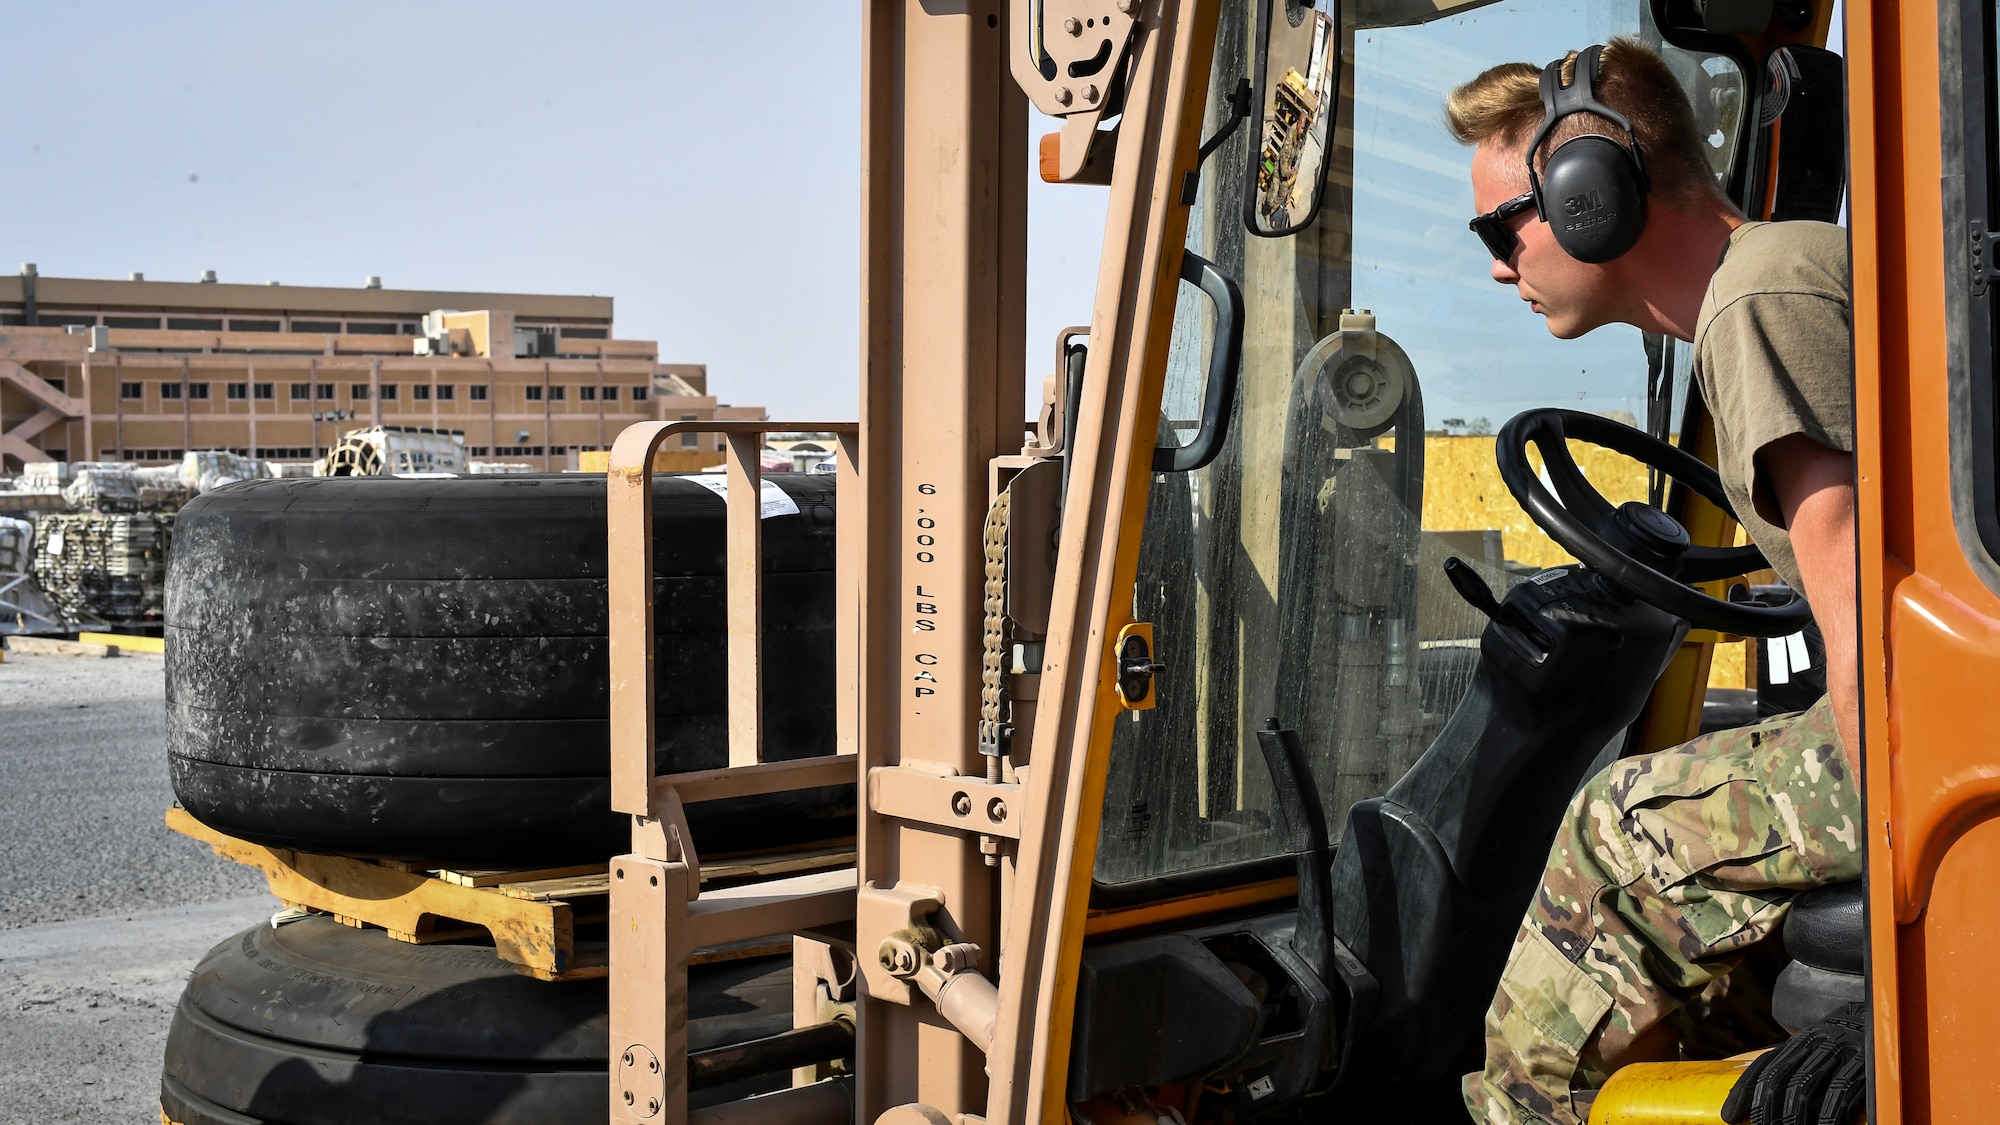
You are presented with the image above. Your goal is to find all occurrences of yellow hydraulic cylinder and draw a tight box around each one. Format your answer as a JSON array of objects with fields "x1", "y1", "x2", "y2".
[{"x1": 1586, "y1": 1057, "x2": 1755, "y2": 1125}]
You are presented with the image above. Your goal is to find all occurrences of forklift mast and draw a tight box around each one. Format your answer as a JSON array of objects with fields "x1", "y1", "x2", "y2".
[{"x1": 604, "y1": 3, "x2": 1222, "y2": 1122}]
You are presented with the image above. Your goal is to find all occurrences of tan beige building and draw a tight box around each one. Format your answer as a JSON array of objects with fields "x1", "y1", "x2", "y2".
[{"x1": 0, "y1": 268, "x2": 762, "y2": 472}]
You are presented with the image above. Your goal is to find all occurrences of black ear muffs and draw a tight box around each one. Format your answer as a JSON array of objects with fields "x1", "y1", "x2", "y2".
[{"x1": 1528, "y1": 45, "x2": 1652, "y2": 263}]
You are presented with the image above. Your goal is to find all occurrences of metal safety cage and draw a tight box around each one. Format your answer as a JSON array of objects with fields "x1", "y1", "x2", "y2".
[{"x1": 604, "y1": 419, "x2": 861, "y2": 1125}]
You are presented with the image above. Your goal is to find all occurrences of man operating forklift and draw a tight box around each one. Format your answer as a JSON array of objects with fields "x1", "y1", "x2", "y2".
[{"x1": 1448, "y1": 40, "x2": 1864, "y2": 1125}]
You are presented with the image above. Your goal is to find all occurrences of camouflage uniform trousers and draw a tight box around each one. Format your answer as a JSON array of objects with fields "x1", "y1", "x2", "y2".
[{"x1": 1462, "y1": 694, "x2": 1863, "y2": 1125}]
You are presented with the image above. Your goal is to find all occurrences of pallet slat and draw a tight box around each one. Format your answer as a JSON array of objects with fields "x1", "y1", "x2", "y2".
[
  {"x1": 497, "y1": 874, "x2": 616, "y2": 902},
  {"x1": 435, "y1": 862, "x2": 607, "y2": 888},
  {"x1": 705, "y1": 847, "x2": 859, "y2": 884}
]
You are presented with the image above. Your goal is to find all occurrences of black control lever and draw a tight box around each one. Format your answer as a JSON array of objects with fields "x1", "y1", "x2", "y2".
[
  {"x1": 1444, "y1": 556, "x2": 1554, "y2": 647},
  {"x1": 1254, "y1": 719, "x2": 1336, "y2": 990},
  {"x1": 1443, "y1": 556, "x2": 1506, "y2": 620}
]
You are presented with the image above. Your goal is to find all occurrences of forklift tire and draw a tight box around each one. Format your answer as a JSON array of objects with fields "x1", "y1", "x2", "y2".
[
  {"x1": 160, "y1": 917, "x2": 794, "y2": 1125},
  {"x1": 164, "y1": 473, "x2": 848, "y2": 864}
]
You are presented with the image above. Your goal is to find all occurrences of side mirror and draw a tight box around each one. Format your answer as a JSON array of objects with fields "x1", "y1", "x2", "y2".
[{"x1": 1244, "y1": 0, "x2": 1341, "y2": 238}]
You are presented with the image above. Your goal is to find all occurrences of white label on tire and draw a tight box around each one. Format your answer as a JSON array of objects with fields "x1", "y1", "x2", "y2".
[{"x1": 686, "y1": 476, "x2": 800, "y2": 519}]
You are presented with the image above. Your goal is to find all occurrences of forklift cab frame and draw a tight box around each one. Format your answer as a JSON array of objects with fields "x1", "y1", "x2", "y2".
[{"x1": 600, "y1": 0, "x2": 1993, "y2": 1121}]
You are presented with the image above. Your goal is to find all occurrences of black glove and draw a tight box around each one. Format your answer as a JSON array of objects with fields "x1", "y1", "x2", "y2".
[{"x1": 1720, "y1": 1000, "x2": 1868, "y2": 1125}]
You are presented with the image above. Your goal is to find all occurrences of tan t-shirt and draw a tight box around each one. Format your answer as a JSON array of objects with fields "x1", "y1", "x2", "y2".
[{"x1": 1691, "y1": 220, "x2": 1853, "y2": 599}]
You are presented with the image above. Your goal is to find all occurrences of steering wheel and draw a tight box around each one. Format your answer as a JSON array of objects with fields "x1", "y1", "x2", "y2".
[{"x1": 1495, "y1": 408, "x2": 1811, "y2": 638}]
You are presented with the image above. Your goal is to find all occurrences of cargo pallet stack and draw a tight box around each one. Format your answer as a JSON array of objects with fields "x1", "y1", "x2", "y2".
[
  {"x1": 317, "y1": 424, "x2": 467, "y2": 476},
  {"x1": 2, "y1": 456, "x2": 208, "y2": 633},
  {"x1": 31, "y1": 511, "x2": 172, "y2": 624},
  {"x1": 0, "y1": 514, "x2": 62, "y2": 632}
]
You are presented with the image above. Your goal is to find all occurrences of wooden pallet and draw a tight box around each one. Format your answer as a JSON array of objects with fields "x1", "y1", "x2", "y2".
[{"x1": 166, "y1": 806, "x2": 854, "y2": 981}]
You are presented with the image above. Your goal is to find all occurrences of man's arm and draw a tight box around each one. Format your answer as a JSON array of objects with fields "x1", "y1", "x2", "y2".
[{"x1": 1757, "y1": 433, "x2": 1861, "y2": 776}]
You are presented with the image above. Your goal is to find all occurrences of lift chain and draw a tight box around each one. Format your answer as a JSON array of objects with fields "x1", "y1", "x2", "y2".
[{"x1": 977, "y1": 492, "x2": 1011, "y2": 768}]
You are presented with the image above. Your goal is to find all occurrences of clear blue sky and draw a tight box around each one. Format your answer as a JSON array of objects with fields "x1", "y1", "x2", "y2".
[
  {"x1": 4, "y1": 3, "x2": 1838, "y2": 423},
  {"x1": 3, "y1": 3, "x2": 1107, "y2": 422}
]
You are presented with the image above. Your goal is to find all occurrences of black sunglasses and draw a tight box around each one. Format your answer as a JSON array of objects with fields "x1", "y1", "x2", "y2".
[{"x1": 1468, "y1": 190, "x2": 1537, "y2": 263}]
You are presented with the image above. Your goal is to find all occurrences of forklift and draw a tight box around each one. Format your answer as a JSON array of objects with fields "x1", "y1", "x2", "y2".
[{"x1": 599, "y1": 0, "x2": 1990, "y2": 1121}]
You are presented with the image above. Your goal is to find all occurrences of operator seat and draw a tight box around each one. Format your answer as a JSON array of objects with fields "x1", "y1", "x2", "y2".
[{"x1": 1771, "y1": 880, "x2": 1866, "y2": 1032}]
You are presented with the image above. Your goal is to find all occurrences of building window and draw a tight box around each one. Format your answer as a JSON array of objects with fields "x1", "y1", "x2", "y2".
[
  {"x1": 632, "y1": 385, "x2": 648, "y2": 402},
  {"x1": 600, "y1": 386, "x2": 619, "y2": 401},
  {"x1": 352, "y1": 385, "x2": 371, "y2": 400},
  {"x1": 290, "y1": 384, "x2": 311, "y2": 401},
  {"x1": 231, "y1": 319, "x2": 281, "y2": 332},
  {"x1": 526, "y1": 385, "x2": 544, "y2": 401},
  {"x1": 549, "y1": 385, "x2": 566, "y2": 401},
  {"x1": 293, "y1": 321, "x2": 340, "y2": 334},
  {"x1": 579, "y1": 385, "x2": 597, "y2": 402},
  {"x1": 561, "y1": 327, "x2": 609, "y2": 339},
  {"x1": 227, "y1": 383, "x2": 248, "y2": 400},
  {"x1": 167, "y1": 318, "x2": 223, "y2": 331},
  {"x1": 379, "y1": 384, "x2": 398, "y2": 401},
  {"x1": 105, "y1": 316, "x2": 159, "y2": 330},
  {"x1": 121, "y1": 382, "x2": 143, "y2": 400},
  {"x1": 413, "y1": 384, "x2": 431, "y2": 401},
  {"x1": 469, "y1": 385, "x2": 487, "y2": 401},
  {"x1": 161, "y1": 383, "x2": 183, "y2": 400},
  {"x1": 468, "y1": 446, "x2": 489, "y2": 457},
  {"x1": 317, "y1": 384, "x2": 335, "y2": 400},
  {"x1": 681, "y1": 414, "x2": 698, "y2": 448},
  {"x1": 254, "y1": 383, "x2": 274, "y2": 400},
  {"x1": 188, "y1": 383, "x2": 211, "y2": 400},
  {"x1": 346, "y1": 322, "x2": 398, "y2": 336},
  {"x1": 437, "y1": 384, "x2": 455, "y2": 401}
]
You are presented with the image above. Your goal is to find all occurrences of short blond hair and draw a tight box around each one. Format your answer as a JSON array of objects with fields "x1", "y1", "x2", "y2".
[{"x1": 1445, "y1": 38, "x2": 1721, "y2": 205}]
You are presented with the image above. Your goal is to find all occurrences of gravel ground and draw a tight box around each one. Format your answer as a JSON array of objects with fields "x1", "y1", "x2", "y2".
[{"x1": 0, "y1": 647, "x2": 272, "y2": 1122}]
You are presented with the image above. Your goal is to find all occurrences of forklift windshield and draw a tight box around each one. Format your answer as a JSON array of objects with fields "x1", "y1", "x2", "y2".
[{"x1": 1094, "y1": 0, "x2": 1749, "y2": 889}]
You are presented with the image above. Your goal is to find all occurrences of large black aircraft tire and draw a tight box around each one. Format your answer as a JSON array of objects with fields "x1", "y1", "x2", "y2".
[
  {"x1": 160, "y1": 918, "x2": 793, "y2": 1125},
  {"x1": 166, "y1": 473, "x2": 848, "y2": 864}
]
